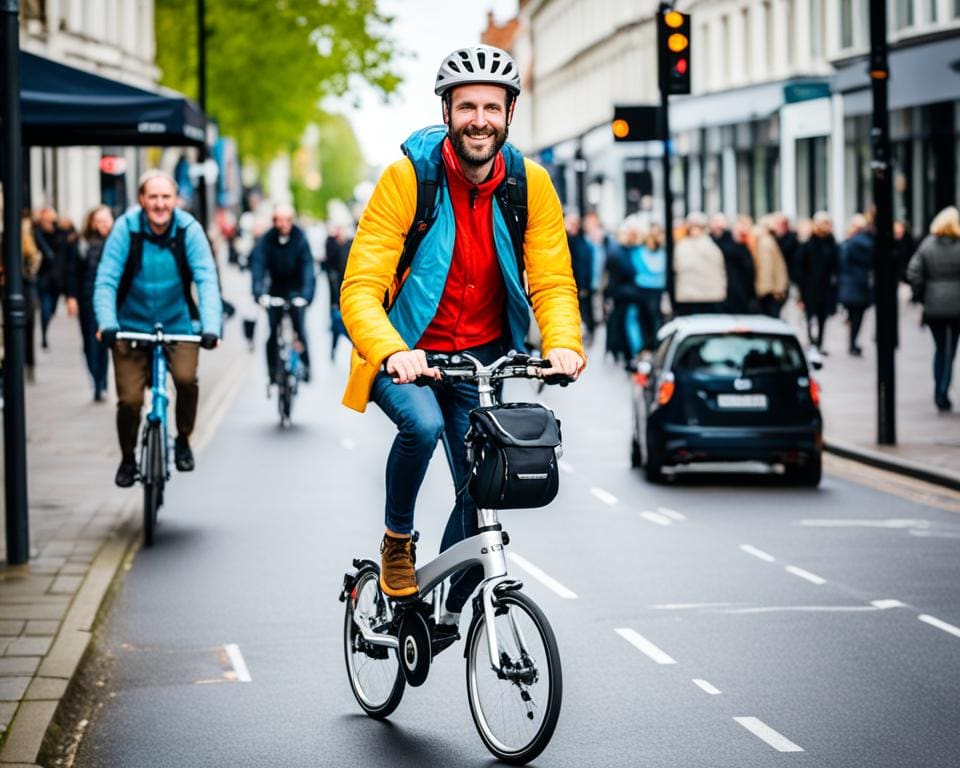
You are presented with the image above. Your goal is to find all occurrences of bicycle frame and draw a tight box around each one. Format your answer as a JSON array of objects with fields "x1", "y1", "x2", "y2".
[
  {"x1": 147, "y1": 342, "x2": 171, "y2": 478},
  {"x1": 354, "y1": 351, "x2": 565, "y2": 671}
]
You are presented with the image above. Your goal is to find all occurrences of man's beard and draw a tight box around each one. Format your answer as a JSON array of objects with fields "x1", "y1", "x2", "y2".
[{"x1": 450, "y1": 124, "x2": 508, "y2": 168}]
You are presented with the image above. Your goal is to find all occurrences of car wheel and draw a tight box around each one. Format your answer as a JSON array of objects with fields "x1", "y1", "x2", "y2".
[
  {"x1": 786, "y1": 452, "x2": 822, "y2": 487},
  {"x1": 644, "y1": 430, "x2": 665, "y2": 484}
]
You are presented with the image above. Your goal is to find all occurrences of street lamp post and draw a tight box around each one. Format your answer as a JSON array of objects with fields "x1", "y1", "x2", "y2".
[
  {"x1": 195, "y1": 0, "x2": 209, "y2": 232},
  {"x1": 869, "y1": 0, "x2": 896, "y2": 445},
  {"x1": 1, "y1": 0, "x2": 31, "y2": 565}
]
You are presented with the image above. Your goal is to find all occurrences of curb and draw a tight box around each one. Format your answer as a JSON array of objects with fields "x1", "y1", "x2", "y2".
[
  {"x1": 0, "y1": 505, "x2": 139, "y2": 766},
  {"x1": 824, "y1": 439, "x2": 960, "y2": 492}
]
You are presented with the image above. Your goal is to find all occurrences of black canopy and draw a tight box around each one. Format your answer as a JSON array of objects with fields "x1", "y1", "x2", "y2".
[{"x1": 20, "y1": 51, "x2": 206, "y2": 147}]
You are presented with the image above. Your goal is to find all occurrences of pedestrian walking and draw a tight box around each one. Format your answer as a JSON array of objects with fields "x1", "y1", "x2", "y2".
[
  {"x1": 633, "y1": 223, "x2": 666, "y2": 352},
  {"x1": 583, "y1": 211, "x2": 614, "y2": 336},
  {"x1": 604, "y1": 218, "x2": 642, "y2": 362},
  {"x1": 797, "y1": 211, "x2": 839, "y2": 352},
  {"x1": 674, "y1": 211, "x2": 726, "y2": 315},
  {"x1": 752, "y1": 216, "x2": 789, "y2": 318},
  {"x1": 774, "y1": 212, "x2": 801, "y2": 288},
  {"x1": 324, "y1": 223, "x2": 352, "y2": 359},
  {"x1": 19, "y1": 212, "x2": 43, "y2": 381},
  {"x1": 711, "y1": 213, "x2": 756, "y2": 314},
  {"x1": 33, "y1": 208, "x2": 78, "y2": 349},
  {"x1": 906, "y1": 205, "x2": 960, "y2": 411},
  {"x1": 837, "y1": 214, "x2": 875, "y2": 356},
  {"x1": 566, "y1": 212, "x2": 596, "y2": 342},
  {"x1": 893, "y1": 218, "x2": 916, "y2": 284},
  {"x1": 73, "y1": 205, "x2": 114, "y2": 400}
]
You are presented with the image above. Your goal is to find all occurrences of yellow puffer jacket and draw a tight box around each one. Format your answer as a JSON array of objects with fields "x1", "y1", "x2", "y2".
[{"x1": 340, "y1": 155, "x2": 584, "y2": 412}]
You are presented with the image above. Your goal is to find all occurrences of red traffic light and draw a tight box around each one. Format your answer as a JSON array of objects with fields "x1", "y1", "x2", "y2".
[{"x1": 675, "y1": 58, "x2": 688, "y2": 75}]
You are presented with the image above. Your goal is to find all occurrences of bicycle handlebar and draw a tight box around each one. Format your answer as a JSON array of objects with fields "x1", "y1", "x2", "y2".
[
  {"x1": 259, "y1": 296, "x2": 309, "y2": 309},
  {"x1": 115, "y1": 331, "x2": 203, "y2": 345},
  {"x1": 418, "y1": 351, "x2": 575, "y2": 387}
]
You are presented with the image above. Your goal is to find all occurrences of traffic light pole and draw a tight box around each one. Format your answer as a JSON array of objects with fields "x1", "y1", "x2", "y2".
[
  {"x1": 1, "y1": 0, "x2": 31, "y2": 565},
  {"x1": 869, "y1": 0, "x2": 896, "y2": 445},
  {"x1": 658, "y1": 2, "x2": 676, "y2": 307}
]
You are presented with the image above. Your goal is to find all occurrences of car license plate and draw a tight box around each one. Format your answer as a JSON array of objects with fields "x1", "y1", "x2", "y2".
[{"x1": 717, "y1": 393, "x2": 768, "y2": 409}]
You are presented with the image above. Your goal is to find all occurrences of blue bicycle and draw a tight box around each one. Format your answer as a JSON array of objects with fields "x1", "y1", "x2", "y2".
[
  {"x1": 116, "y1": 325, "x2": 202, "y2": 546},
  {"x1": 260, "y1": 296, "x2": 308, "y2": 427}
]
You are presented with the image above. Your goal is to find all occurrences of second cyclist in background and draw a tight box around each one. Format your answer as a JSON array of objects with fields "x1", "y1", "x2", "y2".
[{"x1": 250, "y1": 203, "x2": 316, "y2": 383}]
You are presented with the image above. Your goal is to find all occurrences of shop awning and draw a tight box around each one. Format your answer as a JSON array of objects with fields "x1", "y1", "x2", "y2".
[{"x1": 20, "y1": 51, "x2": 206, "y2": 147}]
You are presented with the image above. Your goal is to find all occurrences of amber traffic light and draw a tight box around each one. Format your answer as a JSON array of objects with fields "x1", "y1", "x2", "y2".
[
  {"x1": 611, "y1": 105, "x2": 660, "y2": 142},
  {"x1": 658, "y1": 9, "x2": 691, "y2": 95}
]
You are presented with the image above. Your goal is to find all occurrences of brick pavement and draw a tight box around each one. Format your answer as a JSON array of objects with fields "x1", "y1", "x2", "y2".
[{"x1": 0, "y1": 264, "x2": 251, "y2": 765}]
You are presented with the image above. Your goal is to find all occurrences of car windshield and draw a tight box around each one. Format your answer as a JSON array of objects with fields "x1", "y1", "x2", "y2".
[{"x1": 672, "y1": 333, "x2": 806, "y2": 376}]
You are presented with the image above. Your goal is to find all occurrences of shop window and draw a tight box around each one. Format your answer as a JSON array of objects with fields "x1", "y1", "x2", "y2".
[
  {"x1": 893, "y1": 0, "x2": 914, "y2": 29},
  {"x1": 840, "y1": 0, "x2": 854, "y2": 48}
]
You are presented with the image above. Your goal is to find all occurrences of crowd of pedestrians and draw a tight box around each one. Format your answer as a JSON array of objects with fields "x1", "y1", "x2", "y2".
[{"x1": 566, "y1": 203, "x2": 960, "y2": 412}]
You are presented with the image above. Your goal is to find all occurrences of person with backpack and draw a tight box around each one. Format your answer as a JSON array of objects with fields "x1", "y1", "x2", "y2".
[
  {"x1": 94, "y1": 170, "x2": 222, "y2": 488},
  {"x1": 339, "y1": 44, "x2": 584, "y2": 627}
]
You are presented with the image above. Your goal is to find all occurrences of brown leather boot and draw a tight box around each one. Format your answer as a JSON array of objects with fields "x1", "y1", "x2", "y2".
[{"x1": 379, "y1": 533, "x2": 418, "y2": 598}]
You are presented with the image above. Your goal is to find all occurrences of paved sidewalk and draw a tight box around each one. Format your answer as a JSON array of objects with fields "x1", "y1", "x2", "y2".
[
  {"x1": 0, "y1": 264, "x2": 251, "y2": 766},
  {"x1": 785, "y1": 291, "x2": 960, "y2": 488}
]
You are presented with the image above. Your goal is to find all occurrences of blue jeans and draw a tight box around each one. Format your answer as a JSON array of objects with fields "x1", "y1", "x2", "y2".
[
  {"x1": 929, "y1": 318, "x2": 959, "y2": 404},
  {"x1": 370, "y1": 339, "x2": 506, "y2": 612}
]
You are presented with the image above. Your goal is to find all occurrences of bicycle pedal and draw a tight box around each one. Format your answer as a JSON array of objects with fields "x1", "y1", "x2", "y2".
[{"x1": 430, "y1": 626, "x2": 461, "y2": 657}]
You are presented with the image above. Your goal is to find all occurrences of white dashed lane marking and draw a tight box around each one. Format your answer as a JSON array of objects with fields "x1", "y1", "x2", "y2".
[
  {"x1": 506, "y1": 553, "x2": 578, "y2": 600},
  {"x1": 224, "y1": 644, "x2": 252, "y2": 683},
  {"x1": 692, "y1": 678, "x2": 721, "y2": 695},
  {"x1": 734, "y1": 717, "x2": 804, "y2": 752},
  {"x1": 785, "y1": 565, "x2": 827, "y2": 585},
  {"x1": 918, "y1": 614, "x2": 960, "y2": 639},
  {"x1": 871, "y1": 599, "x2": 906, "y2": 610},
  {"x1": 657, "y1": 507, "x2": 686, "y2": 521},
  {"x1": 740, "y1": 544, "x2": 776, "y2": 562},
  {"x1": 615, "y1": 628, "x2": 677, "y2": 665},
  {"x1": 640, "y1": 510, "x2": 673, "y2": 526},
  {"x1": 590, "y1": 487, "x2": 618, "y2": 506}
]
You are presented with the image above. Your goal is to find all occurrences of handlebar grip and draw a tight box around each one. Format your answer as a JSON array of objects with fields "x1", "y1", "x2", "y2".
[{"x1": 541, "y1": 370, "x2": 574, "y2": 387}]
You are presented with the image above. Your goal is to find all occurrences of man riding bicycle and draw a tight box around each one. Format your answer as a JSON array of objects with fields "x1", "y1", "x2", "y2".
[
  {"x1": 250, "y1": 203, "x2": 316, "y2": 383},
  {"x1": 94, "y1": 170, "x2": 222, "y2": 488},
  {"x1": 339, "y1": 44, "x2": 585, "y2": 631}
]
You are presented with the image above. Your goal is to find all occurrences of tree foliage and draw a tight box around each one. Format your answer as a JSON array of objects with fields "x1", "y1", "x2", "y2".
[
  {"x1": 155, "y1": 0, "x2": 401, "y2": 164},
  {"x1": 291, "y1": 114, "x2": 365, "y2": 218}
]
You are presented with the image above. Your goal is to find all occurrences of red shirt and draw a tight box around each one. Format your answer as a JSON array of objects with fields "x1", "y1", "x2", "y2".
[{"x1": 417, "y1": 138, "x2": 507, "y2": 351}]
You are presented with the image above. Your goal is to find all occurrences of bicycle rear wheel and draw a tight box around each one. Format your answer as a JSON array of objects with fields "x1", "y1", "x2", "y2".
[
  {"x1": 343, "y1": 566, "x2": 404, "y2": 718},
  {"x1": 277, "y1": 377, "x2": 292, "y2": 426},
  {"x1": 142, "y1": 423, "x2": 164, "y2": 547},
  {"x1": 465, "y1": 590, "x2": 562, "y2": 765}
]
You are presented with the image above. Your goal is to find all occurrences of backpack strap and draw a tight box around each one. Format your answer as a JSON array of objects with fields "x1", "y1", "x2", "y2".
[
  {"x1": 496, "y1": 144, "x2": 528, "y2": 290},
  {"x1": 117, "y1": 232, "x2": 144, "y2": 311},
  {"x1": 171, "y1": 226, "x2": 200, "y2": 321}
]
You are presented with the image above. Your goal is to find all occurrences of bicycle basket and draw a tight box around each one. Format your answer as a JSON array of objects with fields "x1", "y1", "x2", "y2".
[{"x1": 466, "y1": 403, "x2": 562, "y2": 510}]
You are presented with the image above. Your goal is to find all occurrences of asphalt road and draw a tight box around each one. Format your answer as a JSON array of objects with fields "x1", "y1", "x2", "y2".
[{"x1": 73, "y1": 308, "x2": 960, "y2": 768}]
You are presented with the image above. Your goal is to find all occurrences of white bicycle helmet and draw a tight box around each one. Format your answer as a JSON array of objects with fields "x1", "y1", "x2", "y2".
[{"x1": 434, "y1": 44, "x2": 521, "y2": 97}]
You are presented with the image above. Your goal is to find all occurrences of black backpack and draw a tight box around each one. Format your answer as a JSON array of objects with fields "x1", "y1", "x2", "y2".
[{"x1": 384, "y1": 141, "x2": 529, "y2": 309}]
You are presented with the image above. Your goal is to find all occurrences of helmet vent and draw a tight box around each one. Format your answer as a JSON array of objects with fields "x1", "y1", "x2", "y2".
[
  {"x1": 490, "y1": 59, "x2": 501, "y2": 73},
  {"x1": 477, "y1": 51, "x2": 486, "y2": 69},
  {"x1": 502, "y1": 62, "x2": 514, "y2": 76},
  {"x1": 448, "y1": 61, "x2": 461, "y2": 73},
  {"x1": 462, "y1": 60, "x2": 475, "y2": 73}
]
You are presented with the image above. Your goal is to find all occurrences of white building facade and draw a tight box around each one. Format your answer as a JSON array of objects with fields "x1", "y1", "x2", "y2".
[
  {"x1": 520, "y1": 0, "x2": 960, "y2": 234},
  {"x1": 20, "y1": 0, "x2": 159, "y2": 224}
]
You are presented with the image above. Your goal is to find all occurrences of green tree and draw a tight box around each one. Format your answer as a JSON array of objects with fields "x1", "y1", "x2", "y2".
[
  {"x1": 291, "y1": 113, "x2": 365, "y2": 219},
  {"x1": 155, "y1": 0, "x2": 401, "y2": 164}
]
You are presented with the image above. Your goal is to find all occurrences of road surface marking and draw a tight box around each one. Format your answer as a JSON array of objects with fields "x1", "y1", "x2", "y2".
[
  {"x1": 871, "y1": 599, "x2": 906, "y2": 610},
  {"x1": 224, "y1": 644, "x2": 252, "y2": 682},
  {"x1": 734, "y1": 717, "x2": 804, "y2": 752},
  {"x1": 653, "y1": 602, "x2": 742, "y2": 610},
  {"x1": 641, "y1": 510, "x2": 672, "y2": 526},
  {"x1": 740, "y1": 544, "x2": 776, "y2": 563},
  {"x1": 693, "y1": 679, "x2": 721, "y2": 695},
  {"x1": 785, "y1": 566, "x2": 827, "y2": 585},
  {"x1": 658, "y1": 507, "x2": 686, "y2": 521},
  {"x1": 506, "y1": 553, "x2": 578, "y2": 599},
  {"x1": 918, "y1": 614, "x2": 960, "y2": 639},
  {"x1": 558, "y1": 460, "x2": 574, "y2": 474},
  {"x1": 340, "y1": 437, "x2": 356, "y2": 450},
  {"x1": 799, "y1": 518, "x2": 930, "y2": 529},
  {"x1": 614, "y1": 628, "x2": 677, "y2": 665},
  {"x1": 590, "y1": 487, "x2": 618, "y2": 505},
  {"x1": 721, "y1": 605, "x2": 878, "y2": 614}
]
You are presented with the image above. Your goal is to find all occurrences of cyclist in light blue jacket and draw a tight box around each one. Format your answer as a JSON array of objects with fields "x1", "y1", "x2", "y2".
[{"x1": 94, "y1": 170, "x2": 222, "y2": 488}]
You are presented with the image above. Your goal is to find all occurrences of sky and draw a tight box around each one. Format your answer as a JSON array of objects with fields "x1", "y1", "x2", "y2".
[{"x1": 329, "y1": 0, "x2": 519, "y2": 173}]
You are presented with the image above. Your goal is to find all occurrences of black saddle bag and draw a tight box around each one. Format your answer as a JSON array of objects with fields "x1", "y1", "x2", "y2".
[{"x1": 466, "y1": 403, "x2": 562, "y2": 510}]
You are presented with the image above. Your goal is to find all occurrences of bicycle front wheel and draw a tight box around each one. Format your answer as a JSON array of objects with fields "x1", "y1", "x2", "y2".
[
  {"x1": 465, "y1": 590, "x2": 562, "y2": 765},
  {"x1": 343, "y1": 566, "x2": 404, "y2": 719},
  {"x1": 278, "y1": 380, "x2": 292, "y2": 426},
  {"x1": 142, "y1": 423, "x2": 164, "y2": 547}
]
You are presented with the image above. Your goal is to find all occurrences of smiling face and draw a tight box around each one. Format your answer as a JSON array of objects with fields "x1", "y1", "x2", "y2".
[
  {"x1": 138, "y1": 176, "x2": 178, "y2": 234},
  {"x1": 445, "y1": 83, "x2": 513, "y2": 170},
  {"x1": 92, "y1": 208, "x2": 114, "y2": 238}
]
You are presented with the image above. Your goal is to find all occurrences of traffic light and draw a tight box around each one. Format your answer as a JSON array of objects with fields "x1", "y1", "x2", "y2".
[
  {"x1": 658, "y1": 9, "x2": 691, "y2": 95},
  {"x1": 611, "y1": 105, "x2": 660, "y2": 142}
]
